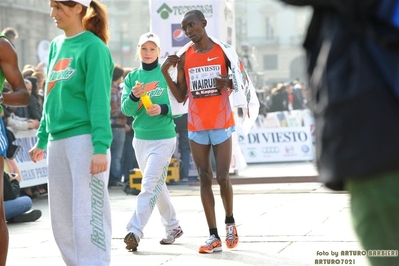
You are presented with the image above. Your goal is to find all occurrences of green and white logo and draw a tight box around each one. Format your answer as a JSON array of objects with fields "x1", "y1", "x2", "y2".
[
  {"x1": 156, "y1": 3, "x2": 214, "y2": 20},
  {"x1": 157, "y1": 3, "x2": 173, "y2": 19}
]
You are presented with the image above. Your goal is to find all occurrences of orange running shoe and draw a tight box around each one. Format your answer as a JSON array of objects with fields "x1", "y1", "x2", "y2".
[
  {"x1": 225, "y1": 223, "x2": 239, "y2": 249},
  {"x1": 199, "y1": 235, "x2": 223, "y2": 253}
]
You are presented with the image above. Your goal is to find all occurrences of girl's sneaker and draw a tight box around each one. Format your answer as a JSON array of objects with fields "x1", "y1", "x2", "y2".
[
  {"x1": 160, "y1": 226, "x2": 183, "y2": 244},
  {"x1": 124, "y1": 232, "x2": 140, "y2": 252}
]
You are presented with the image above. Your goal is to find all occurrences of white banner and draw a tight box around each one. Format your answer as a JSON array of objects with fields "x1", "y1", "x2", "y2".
[
  {"x1": 238, "y1": 127, "x2": 314, "y2": 163},
  {"x1": 9, "y1": 130, "x2": 48, "y2": 188},
  {"x1": 244, "y1": 109, "x2": 316, "y2": 143},
  {"x1": 148, "y1": 0, "x2": 235, "y2": 60},
  {"x1": 150, "y1": 0, "x2": 241, "y2": 176}
]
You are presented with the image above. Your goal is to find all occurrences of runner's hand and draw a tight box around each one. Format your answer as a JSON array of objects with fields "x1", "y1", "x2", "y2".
[
  {"x1": 161, "y1": 55, "x2": 180, "y2": 73},
  {"x1": 215, "y1": 74, "x2": 231, "y2": 90}
]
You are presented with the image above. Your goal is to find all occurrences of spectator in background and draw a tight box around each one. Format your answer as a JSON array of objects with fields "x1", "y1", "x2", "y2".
[
  {"x1": 3, "y1": 171, "x2": 42, "y2": 223},
  {"x1": 285, "y1": 83, "x2": 294, "y2": 111},
  {"x1": 22, "y1": 63, "x2": 45, "y2": 79},
  {"x1": 33, "y1": 62, "x2": 46, "y2": 73},
  {"x1": 26, "y1": 76, "x2": 43, "y2": 121},
  {"x1": 174, "y1": 113, "x2": 192, "y2": 182},
  {"x1": 13, "y1": 79, "x2": 32, "y2": 119},
  {"x1": 32, "y1": 71, "x2": 46, "y2": 96},
  {"x1": 20, "y1": 76, "x2": 45, "y2": 196},
  {"x1": 121, "y1": 67, "x2": 139, "y2": 187},
  {"x1": 257, "y1": 85, "x2": 270, "y2": 116},
  {"x1": 122, "y1": 116, "x2": 138, "y2": 187},
  {"x1": 22, "y1": 67, "x2": 35, "y2": 78},
  {"x1": 1, "y1": 27, "x2": 18, "y2": 46},
  {"x1": 1, "y1": 80, "x2": 11, "y2": 92},
  {"x1": 109, "y1": 64, "x2": 127, "y2": 187},
  {"x1": 269, "y1": 83, "x2": 288, "y2": 112},
  {"x1": 8, "y1": 78, "x2": 41, "y2": 131},
  {"x1": 3, "y1": 74, "x2": 45, "y2": 199},
  {"x1": 301, "y1": 82, "x2": 310, "y2": 108},
  {"x1": 292, "y1": 81, "x2": 305, "y2": 110},
  {"x1": 264, "y1": 86, "x2": 273, "y2": 112}
]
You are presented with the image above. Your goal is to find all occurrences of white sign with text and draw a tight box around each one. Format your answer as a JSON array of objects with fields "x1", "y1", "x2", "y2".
[
  {"x1": 238, "y1": 127, "x2": 314, "y2": 163},
  {"x1": 12, "y1": 130, "x2": 48, "y2": 188},
  {"x1": 149, "y1": 0, "x2": 235, "y2": 59}
]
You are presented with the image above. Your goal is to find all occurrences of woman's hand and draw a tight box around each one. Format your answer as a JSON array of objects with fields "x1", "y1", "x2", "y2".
[
  {"x1": 131, "y1": 82, "x2": 145, "y2": 98},
  {"x1": 28, "y1": 146, "x2": 44, "y2": 163},
  {"x1": 90, "y1": 154, "x2": 108, "y2": 175},
  {"x1": 146, "y1": 104, "x2": 161, "y2": 116},
  {"x1": 27, "y1": 119, "x2": 40, "y2": 129}
]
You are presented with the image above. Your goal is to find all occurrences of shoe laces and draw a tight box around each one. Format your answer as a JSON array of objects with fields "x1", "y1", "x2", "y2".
[
  {"x1": 166, "y1": 226, "x2": 180, "y2": 237},
  {"x1": 205, "y1": 234, "x2": 218, "y2": 245},
  {"x1": 166, "y1": 231, "x2": 175, "y2": 238},
  {"x1": 226, "y1": 224, "x2": 235, "y2": 240},
  {"x1": 125, "y1": 232, "x2": 139, "y2": 244}
]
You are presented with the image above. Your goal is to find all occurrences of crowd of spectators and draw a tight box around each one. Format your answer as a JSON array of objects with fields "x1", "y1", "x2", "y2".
[{"x1": 257, "y1": 79, "x2": 309, "y2": 115}]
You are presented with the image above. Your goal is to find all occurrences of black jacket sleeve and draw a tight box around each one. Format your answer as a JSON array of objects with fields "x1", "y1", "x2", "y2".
[
  {"x1": 28, "y1": 94, "x2": 42, "y2": 120},
  {"x1": 3, "y1": 172, "x2": 20, "y2": 201}
]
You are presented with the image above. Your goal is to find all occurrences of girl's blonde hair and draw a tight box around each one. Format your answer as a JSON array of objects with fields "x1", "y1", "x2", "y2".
[{"x1": 136, "y1": 44, "x2": 161, "y2": 62}]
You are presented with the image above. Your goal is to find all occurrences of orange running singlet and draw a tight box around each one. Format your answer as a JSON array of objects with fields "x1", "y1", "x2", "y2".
[{"x1": 184, "y1": 44, "x2": 235, "y2": 132}]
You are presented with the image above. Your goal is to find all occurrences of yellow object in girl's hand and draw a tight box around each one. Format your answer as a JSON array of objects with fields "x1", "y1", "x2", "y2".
[{"x1": 136, "y1": 81, "x2": 153, "y2": 109}]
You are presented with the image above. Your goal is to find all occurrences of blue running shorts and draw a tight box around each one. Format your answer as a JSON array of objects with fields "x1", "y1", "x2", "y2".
[{"x1": 188, "y1": 126, "x2": 235, "y2": 145}]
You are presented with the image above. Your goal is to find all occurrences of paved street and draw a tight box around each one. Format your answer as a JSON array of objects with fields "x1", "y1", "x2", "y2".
[{"x1": 6, "y1": 162, "x2": 371, "y2": 266}]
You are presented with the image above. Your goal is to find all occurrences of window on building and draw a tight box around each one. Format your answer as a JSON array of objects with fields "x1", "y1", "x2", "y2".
[
  {"x1": 236, "y1": 18, "x2": 246, "y2": 42},
  {"x1": 265, "y1": 17, "x2": 274, "y2": 41},
  {"x1": 264, "y1": 54, "x2": 277, "y2": 70}
]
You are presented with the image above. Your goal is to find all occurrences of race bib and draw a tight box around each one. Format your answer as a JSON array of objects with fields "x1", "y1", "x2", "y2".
[{"x1": 188, "y1": 65, "x2": 221, "y2": 98}]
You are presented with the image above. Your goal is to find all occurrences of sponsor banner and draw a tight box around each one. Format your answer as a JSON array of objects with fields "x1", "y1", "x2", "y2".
[
  {"x1": 242, "y1": 109, "x2": 316, "y2": 143},
  {"x1": 238, "y1": 127, "x2": 314, "y2": 163},
  {"x1": 152, "y1": 0, "x2": 238, "y2": 175},
  {"x1": 148, "y1": 0, "x2": 235, "y2": 60},
  {"x1": 10, "y1": 130, "x2": 48, "y2": 188}
]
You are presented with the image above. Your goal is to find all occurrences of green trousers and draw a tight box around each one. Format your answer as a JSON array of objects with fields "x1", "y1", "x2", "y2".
[{"x1": 346, "y1": 170, "x2": 399, "y2": 266}]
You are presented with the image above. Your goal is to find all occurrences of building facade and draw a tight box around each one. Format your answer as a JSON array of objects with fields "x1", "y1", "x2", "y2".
[
  {"x1": 0, "y1": 0, "x2": 311, "y2": 87},
  {"x1": 0, "y1": 0, "x2": 60, "y2": 69},
  {"x1": 235, "y1": 0, "x2": 311, "y2": 86}
]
